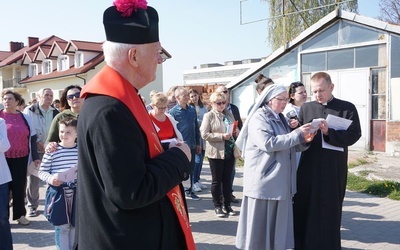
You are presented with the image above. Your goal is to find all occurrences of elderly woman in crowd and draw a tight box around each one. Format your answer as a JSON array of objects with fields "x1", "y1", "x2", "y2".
[
  {"x1": 148, "y1": 92, "x2": 183, "y2": 148},
  {"x1": 0, "y1": 90, "x2": 39, "y2": 225},
  {"x1": 235, "y1": 84, "x2": 315, "y2": 250},
  {"x1": 200, "y1": 92, "x2": 238, "y2": 218},
  {"x1": 46, "y1": 85, "x2": 83, "y2": 144}
]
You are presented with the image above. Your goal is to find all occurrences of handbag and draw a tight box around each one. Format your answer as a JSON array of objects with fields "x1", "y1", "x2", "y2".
[{"x1": 44, "y1": 184, "x2": 76, "y2": 226}]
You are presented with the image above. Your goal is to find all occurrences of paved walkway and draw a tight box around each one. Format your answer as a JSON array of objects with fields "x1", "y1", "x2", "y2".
[{"x1": 10, "y1": 161, "x2": 400, "y2": 249}]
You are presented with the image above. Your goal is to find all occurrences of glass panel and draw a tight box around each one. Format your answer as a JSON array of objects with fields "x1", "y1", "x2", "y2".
[
  {"x1": 356, "y1": 45, "x2": 379, "y2": 68},
  {"x1": 262, "y1": 48, "x2": 299, "y2": 84},
  {"x1": 301, "y1": 52, "x2": 325, "y2": 72},
  {"x1": 327, "y1": 48, "x2": 354, "y2": 70},
  {"x1": 371, "y1": 95, "x2": 386, "y2": 119},
  {"x1": 391, "y1": 35, "x2": 400, "y2": 78},
  {"x1": 371, "y1": 68, "x2": 386, "y2": 120},
  {"x1": 340, "y1": 21, "x2": 382, "y2": 45},
  {"x1": 302, "y1": 23, "x2": 339, "y2": 50}
]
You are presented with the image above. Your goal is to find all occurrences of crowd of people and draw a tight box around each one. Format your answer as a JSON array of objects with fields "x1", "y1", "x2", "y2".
[{"x1": 0, "y1": 1, "x2": 361, "y2": 250}]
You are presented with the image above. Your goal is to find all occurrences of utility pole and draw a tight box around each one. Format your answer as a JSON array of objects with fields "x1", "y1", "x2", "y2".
[{"x1": 282, "y1": 0, "x2": 286, "y2": 48}]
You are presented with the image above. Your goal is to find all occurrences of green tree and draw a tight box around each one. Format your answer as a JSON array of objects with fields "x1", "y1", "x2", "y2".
[{"x1": 263, "y1": 0, "x2": 358, "y2": 50}]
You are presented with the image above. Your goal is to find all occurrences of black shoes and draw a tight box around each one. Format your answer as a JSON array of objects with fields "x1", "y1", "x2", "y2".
[
  {"x1": 231, "y1": 194, "x2": 239, "y2": 203},
  {"x1": 215, "y1": 206, "x2": 236, "y2": 217},
  {"x1": 222, "y1": 206, "x2": 236, "y2": 216},
  {"x1": 215, "y1": 207, "x2": 225, "y2": 217}
]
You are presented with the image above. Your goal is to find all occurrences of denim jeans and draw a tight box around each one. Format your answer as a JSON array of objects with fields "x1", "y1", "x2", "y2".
[
  {"x1": 193, "y1": 149, "x2": 205, "y2": 184},
  {"x1": 0, "y1": 182, "x2": 13, "y2": 250},
  {"x1": 55, "y1": 223, "x2": 75, "y2": 250},
  {"x1": 186, "y1": 148, "x2": 197, "y2": 192}
]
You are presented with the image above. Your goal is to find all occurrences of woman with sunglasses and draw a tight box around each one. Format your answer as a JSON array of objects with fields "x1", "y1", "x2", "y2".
[
  {"x1": 200, "y1": 91, "x2": 239, "y2": 218},
  {"x1": 46, "y1": 85, "x2": 83, "y2": 144},
  {"x1": 148, "y1": 92, "x2": 183, "y2": 149}
]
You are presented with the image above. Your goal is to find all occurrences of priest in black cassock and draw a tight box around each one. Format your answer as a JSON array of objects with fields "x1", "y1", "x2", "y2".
[
  {"x1": 293, "y1": 72, "x2": 361, "y2": 250},
  {"x1": 74, "y1": 1, "x2": 196, "y2": 249}
]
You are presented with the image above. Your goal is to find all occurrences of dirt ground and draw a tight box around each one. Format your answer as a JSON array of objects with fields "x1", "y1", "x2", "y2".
[{"x1": 348, "y1": 149, "x2": 400, "y2": 183}]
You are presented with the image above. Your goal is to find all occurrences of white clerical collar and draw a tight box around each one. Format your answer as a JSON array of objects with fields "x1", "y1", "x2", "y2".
[{"x1": 322, "y1": 96, "x2": 334, "y2": 106}]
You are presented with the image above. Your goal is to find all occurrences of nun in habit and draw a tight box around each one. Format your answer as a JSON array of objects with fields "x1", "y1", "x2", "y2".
[{"x1": 235, "y1": 84, "x2": 315, "y2": 250}]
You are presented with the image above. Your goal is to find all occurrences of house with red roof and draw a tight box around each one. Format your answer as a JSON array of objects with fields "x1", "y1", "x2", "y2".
[{"x1": 0, "y1": 36, "x2": 170, "y2": 103}]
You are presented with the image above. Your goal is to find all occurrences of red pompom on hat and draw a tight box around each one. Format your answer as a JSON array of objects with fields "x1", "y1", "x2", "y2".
[{"x1": 103, "y1": 0, "x2": 159, "y2": 44}]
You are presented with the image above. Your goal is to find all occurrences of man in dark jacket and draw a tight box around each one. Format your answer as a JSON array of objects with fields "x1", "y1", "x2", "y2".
[{"x1": 74, "y1": 2, "x2": 195, "y2": 250}]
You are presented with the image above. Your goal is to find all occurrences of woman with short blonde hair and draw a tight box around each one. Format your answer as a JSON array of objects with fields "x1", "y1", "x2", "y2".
[
  {"x1": 149, "y1": 92, "x2": 182, "y2": 147},
  {"x1": 200, "y1": 91, "x2": 238, "y2": 217}
]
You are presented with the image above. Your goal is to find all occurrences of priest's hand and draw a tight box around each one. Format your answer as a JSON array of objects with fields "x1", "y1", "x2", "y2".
[
  {"x1": 319, "y1": 119, "x2": 329, "y2": 135},
  {"x1": 169, "y1": 141, "x2": 191, "y2": 161}
]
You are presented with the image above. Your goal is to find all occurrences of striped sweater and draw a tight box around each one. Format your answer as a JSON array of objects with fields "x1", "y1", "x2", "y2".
[{"x1": 38, "y1": 144, "x2": 78, "y2": 184}]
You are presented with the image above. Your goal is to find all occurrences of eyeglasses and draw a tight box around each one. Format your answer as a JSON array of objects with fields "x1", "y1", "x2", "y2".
[
  {"x1": 214, "y1": 101, "x2": 226, "y2": 106},
  {"x1": 274, "y1": 97, "x2": 289, "y2": 102},
  {"x1": 156, "y1": 106, "x2": 167, "y2": 110},
  {"x1": 67, "y1": 92, "x2": 81, "y2": 100}
]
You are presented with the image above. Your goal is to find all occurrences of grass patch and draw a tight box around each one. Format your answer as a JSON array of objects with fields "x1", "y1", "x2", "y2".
[
  {"x1": 347, "y1": 172, "x2": 400, "y2": 200},
  {"x1": 348, "y1": 158, "x2": 369, "y2": 169}
]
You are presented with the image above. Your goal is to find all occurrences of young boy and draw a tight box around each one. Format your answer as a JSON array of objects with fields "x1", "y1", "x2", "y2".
[{"x1": 38, "y1": 117, "x2": 78, "y2": 250}]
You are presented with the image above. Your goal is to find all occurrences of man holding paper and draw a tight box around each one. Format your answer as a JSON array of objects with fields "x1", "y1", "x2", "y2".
[{"x1": 293, "y1": 72, "x2": 361, "y2": 250}]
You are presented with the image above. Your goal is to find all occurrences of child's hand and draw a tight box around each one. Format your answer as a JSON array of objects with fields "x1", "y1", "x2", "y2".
[{"x1": 50, "y1": 176, "x2": 63, "y2": 186}]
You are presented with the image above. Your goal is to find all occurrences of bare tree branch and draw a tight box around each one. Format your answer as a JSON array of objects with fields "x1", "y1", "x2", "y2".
[{"x1": 379, "y1": 0, "x2": 400, "y2": 24}]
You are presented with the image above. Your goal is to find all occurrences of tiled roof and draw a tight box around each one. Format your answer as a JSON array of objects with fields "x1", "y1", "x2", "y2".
[
  {"x1": 3, "y1": 35, "x2": 171, "y2": 85},
  {"x1": 0, "y1": 35, "x2": 66, "y2": 67},
  {"x1": 0, "y1": 51, "x2": 13, "y2": 62},
  {"x1": 66, "y1": 40, "x2": 103, "y2": 53},
  {"x1": 20, "y1": 53, "x2": 104, "y2": 84}
]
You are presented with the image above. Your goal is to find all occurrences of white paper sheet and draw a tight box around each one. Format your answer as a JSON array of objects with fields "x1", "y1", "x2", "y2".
[
  {"x1": 322, "y1": 114, "x2": 353, "y2": 152},
  {"x1": 160, "y1": 138, "x2": 178, "y2": 144},
  {"x1": 53, "y1": 165, "x2": 78, "y2": 183},
  {"x1": 310, "y1": 118, "x2": 324, "y2": 133}
]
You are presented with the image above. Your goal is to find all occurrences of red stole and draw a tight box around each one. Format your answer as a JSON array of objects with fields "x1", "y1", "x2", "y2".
[{"x1": 82, "y1": 65, "x2": 196, "y2": 250}]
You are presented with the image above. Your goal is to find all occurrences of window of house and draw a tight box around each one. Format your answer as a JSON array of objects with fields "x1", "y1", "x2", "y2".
[
  {"x1": 42, "y1": 60, "x2": 52, "y2": 74},
  {"x1": 327, "y1": 48, "x2": 354, "y2": 70},
  {"x1": 355, "y1": 44, "x2": 386, "y2": 68},
  {"x1": 371, "y1": 68, "x2": 386, "y2": 120},
  {"x1": 75, "y1": 52, "x2": 84, "y2": 68},
  {"x1": 262, "y1": 48, "x2": 298, "y2": 83},
  {"x1": 340, "y1": 21, "x2": 383, "y2": 45},
  {"x1": 28, "y1": 64, "x2": 38, "y2": 77},
  {"x1": 302, "y1": 23, "x2": 339, "y2": 51},
  {"x1": 301, "y1": 52, "x2": 326, "y2": 72},
  {"x1": 58, "y1": 55, "x2": 69, "y2": 71},
  {"x1": 391, "y1": 35, "x2": 400, "y2": 78}
]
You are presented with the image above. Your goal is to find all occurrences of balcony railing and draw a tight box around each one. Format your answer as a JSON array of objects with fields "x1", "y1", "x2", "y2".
[{"x1": 2, "y1": 78, "x2": 26, "y2": 88}]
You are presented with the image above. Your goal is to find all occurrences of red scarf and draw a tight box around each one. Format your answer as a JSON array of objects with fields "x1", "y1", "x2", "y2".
[{"x1": 82, "y1": 65, "x2": 195, "y2": 249}]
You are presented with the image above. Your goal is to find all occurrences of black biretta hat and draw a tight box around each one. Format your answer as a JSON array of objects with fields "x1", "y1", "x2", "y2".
[{"x1": 103, "y1": 0, "x2": 159, "y2": 44}]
